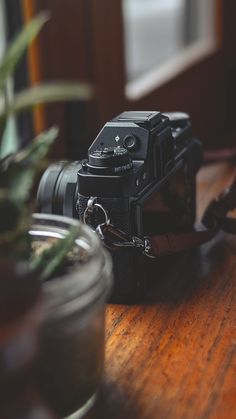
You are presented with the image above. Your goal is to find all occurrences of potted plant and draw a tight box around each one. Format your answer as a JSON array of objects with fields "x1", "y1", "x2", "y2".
[
  {"x1": 0, "y1": 15, "x2": 113, "y2": 418},
  {"x1": 0, "y1": 12, "x2": 93, "y2": 261}
]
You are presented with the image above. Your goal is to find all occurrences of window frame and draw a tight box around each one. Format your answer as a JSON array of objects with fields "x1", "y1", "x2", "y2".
[{"x1": 123, "y1": 0, "x2": 219, "y2": 100}]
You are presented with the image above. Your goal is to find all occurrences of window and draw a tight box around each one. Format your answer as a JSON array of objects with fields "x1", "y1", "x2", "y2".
[{"x1": 123, "y1": 0, "x2": 217, "y2": 99}]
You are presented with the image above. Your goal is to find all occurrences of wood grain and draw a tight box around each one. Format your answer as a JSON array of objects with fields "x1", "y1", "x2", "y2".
[{"x1": 86, "y1": 163, "x2": 236, "y2": 419}]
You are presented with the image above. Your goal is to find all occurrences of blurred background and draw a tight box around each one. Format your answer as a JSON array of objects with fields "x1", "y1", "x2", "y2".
[{"x1": 0, "y1": 0, "x2": 235, "y2": 159}]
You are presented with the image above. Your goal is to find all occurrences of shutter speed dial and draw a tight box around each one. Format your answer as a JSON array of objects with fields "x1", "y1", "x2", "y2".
[{"x1": 87, "y1": 146, "x2": 133, "y2": 174}]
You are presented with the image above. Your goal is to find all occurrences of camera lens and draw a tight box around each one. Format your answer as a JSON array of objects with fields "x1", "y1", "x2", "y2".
[
  {"x1": 87, "y1": 147, "x2": 132, "y2": 174},
  {"x1": 37, "y1": 161, "x2": 81, "y2": 218}
]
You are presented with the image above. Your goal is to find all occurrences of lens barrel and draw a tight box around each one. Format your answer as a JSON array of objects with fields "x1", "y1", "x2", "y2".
[{"x1": 37, "y1": 161, "x2": 81, "y2": 218}]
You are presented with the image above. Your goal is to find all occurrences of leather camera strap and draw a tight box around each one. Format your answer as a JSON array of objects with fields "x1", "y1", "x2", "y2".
[
  {"x1": 91, "y1": 147, "x2": 236, "y2": 257},
  {"x1": 203, "y1": 146, "x2": 236, "y2": 164},
  {"x1": 148, "y1": 149, "x2": 236, "y2": 257},
  {"x1": 149, "y1": 226, "x2": 218, "y2": 257}
]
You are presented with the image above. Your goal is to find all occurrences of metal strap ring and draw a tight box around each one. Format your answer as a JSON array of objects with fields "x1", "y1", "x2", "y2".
[{"x1": 83, "y1": 202, "x2": 110, "y2": 226}]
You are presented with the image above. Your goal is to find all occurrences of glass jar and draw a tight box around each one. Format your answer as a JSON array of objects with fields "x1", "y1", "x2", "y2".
[
  {"x1": 29, "y1": 214, "x2": 113, "y2": 418},
  {"x1": 0, "y1": 259, "x2": 57, "y2": 419}
]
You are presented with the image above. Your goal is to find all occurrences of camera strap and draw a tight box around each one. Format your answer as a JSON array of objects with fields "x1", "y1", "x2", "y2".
[
  {"x1": 147, "y1": 167, "x2": 236, "y2": 256},
  {"x1": 83, "y1": 149, "x2": 236, "y2": 258}
]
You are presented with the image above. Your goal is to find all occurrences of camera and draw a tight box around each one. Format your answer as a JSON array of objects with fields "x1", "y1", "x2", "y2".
[{"x1": 37, "y1": 111, "x2": 202, "y2": 303}]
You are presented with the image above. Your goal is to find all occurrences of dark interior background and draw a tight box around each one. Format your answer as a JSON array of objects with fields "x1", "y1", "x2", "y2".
[{"x1": 18, "y1": 0, "x2": 236, "y2": 159}]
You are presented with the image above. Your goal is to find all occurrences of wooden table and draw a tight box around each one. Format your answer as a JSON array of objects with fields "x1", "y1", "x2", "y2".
[{"x1": 87, "y1": 163, "x2": 236, "y2": 419}]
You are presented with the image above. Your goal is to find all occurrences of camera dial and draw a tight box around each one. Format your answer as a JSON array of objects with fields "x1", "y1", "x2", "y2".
[{"x1": 87, "y1": 146, "x2": 133, "y2": 174}]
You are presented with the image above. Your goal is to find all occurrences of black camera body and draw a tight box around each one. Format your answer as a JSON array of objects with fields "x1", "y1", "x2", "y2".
[{"x1": 37, "y1": 111, "x2": 202, "y2": 303}]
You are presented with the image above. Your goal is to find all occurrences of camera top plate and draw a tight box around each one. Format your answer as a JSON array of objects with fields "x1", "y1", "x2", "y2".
[{"x1": 114, "y1": 111, "x2": 162, "y2": 129}]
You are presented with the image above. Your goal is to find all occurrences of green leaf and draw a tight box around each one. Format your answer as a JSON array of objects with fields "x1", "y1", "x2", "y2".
[
  {"x1": 0, "y1": 199, "x2": 32, "y2": 258},
  {"x1": 0, "y1": 13, "x2": 49, "y2": 91},
  {"x1": 0, "y1": 117, "x2": 18, "y2": 158},
  {"x1": 13, "y1": 126, "x2": 58, "y2": 166},
  {"x1": 0, "y1": 126, "x2": 58, "y2": 203},
  {"x1": 0, "y1": 82, "x2": 93, "y2": 119},
  {"x1": 30, "y1": 223, "x2": 82, "y2": 281}
]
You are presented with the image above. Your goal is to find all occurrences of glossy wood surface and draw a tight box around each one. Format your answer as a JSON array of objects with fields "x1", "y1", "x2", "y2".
[{"x1": 86, "y1": 162, "x2": 236, "y2": 419}]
